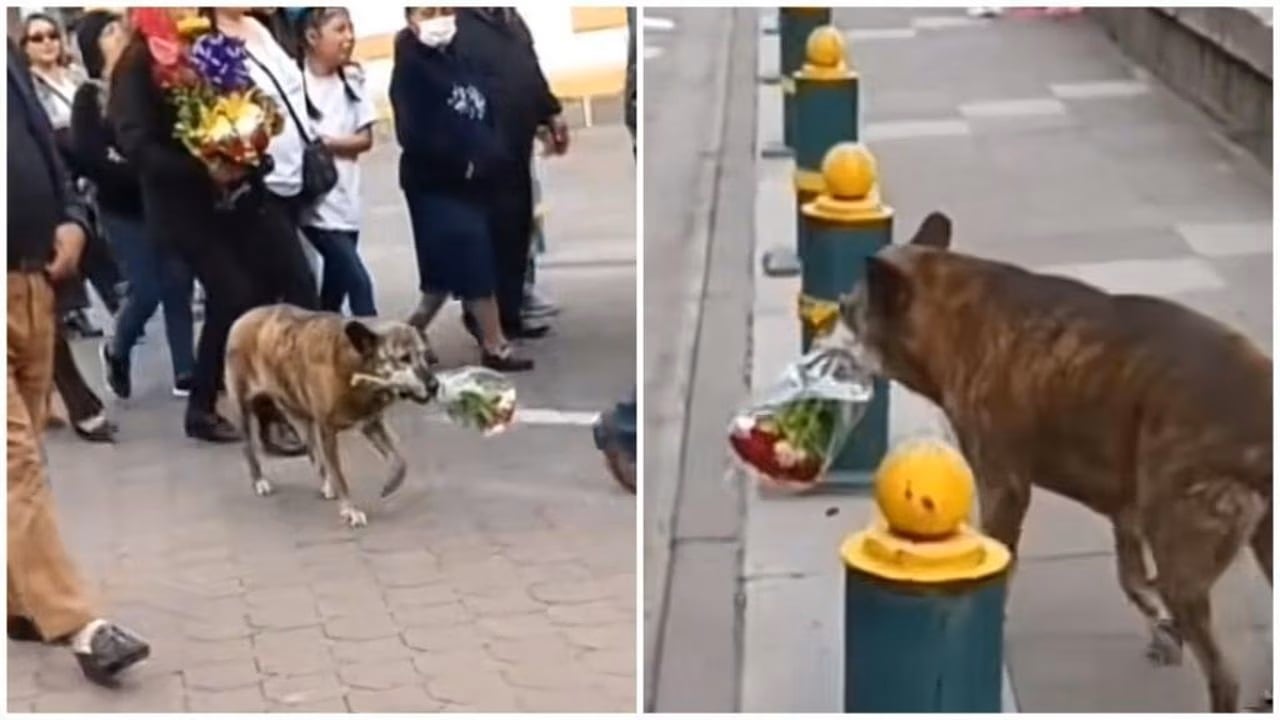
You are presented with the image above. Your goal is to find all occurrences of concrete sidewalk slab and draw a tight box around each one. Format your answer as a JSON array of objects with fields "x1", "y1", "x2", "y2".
[{"x1": 740, "y1": 5, "x2": 1271, "y2": 714}]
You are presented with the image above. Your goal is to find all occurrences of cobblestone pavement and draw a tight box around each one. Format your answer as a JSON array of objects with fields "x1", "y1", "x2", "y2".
[{"x1": 8, "y1": 124, "x2": 637, "y2": 713}]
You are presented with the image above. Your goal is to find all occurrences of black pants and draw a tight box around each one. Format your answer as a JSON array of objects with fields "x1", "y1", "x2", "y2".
[
  {"x1": 169, "y1": 192, "x2": 318, "y2": 417},
  {"x1": 52, "y1": 328, "x2": 104, "y2": 424},
  {"x1": 489, "y1": 172, "x2": 534, "y2": 332}
]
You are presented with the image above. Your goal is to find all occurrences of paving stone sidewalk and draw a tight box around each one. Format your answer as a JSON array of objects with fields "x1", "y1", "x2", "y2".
[{"x1": 8, "y1": 125, "x2": 637, "y2": 713}]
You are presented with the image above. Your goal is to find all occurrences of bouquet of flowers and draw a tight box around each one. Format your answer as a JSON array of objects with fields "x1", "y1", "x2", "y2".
[
  {"x1": 130, "y1": 9, "x2": 283, "y2": 177},
  {"x1": 435, "y1": 367, "x2": 518, "y2": 436},
  {"x1": 728, "y1": 348, "x2": 874, "y2": 490}
]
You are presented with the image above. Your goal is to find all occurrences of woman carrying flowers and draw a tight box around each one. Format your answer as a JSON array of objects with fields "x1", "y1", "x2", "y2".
[{"x1": 109, "y1": 7, "x2": 316, "y2": 450}]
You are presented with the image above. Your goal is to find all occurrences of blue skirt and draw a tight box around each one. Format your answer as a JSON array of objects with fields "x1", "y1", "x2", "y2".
[{"x1": 404, "y1": 191, "x2": 495, "y2": 300}]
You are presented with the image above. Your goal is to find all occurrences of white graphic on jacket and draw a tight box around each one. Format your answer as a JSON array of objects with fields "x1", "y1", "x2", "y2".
[{"x1": 447, "y1": 83, "x2": 487, "y2": 121}]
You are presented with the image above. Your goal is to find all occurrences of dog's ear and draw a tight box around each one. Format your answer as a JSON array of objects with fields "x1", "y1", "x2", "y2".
[
  {"x1": 909, "y1": 212, "x2": 951, "y2": 250},
  {"x1": 865, "y1": 255, "x2": 912, "y2": 318},
  {"x1": 345, "y1": 320, "x2": 379, "y2": 357}
]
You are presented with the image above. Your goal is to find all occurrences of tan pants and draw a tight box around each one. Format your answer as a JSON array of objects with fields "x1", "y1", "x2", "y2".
[{"x1": 7, "y1": 271, "x2": 94, "y2": 641}]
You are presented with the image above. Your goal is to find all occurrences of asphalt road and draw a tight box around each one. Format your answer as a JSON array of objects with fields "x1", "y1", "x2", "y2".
[{"x1": 641, "y1": 7, "x2": 756, "y2": 712}]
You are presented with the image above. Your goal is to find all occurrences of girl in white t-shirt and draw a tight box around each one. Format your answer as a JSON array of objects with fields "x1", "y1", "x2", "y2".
[{"x1": 299, "y1": 8, "x2": 378, "y2": 316}]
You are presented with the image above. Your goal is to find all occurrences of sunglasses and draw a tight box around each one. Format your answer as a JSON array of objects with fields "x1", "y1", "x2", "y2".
[{"x1": 25, "y1": 31, "x2": 60, "y2": 44}]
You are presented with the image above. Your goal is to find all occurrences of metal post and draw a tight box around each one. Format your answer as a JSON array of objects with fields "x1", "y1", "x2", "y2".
[
  {"x1": 763, "y1": 25, "x2": 859, "y2": 278},
  {"x1": 762, "y1": 7, "x2": 831, "y2": 159},
  {"x1": 781, "y1": 7, "x2": 832, "y2": 150},
  {"x1": 798, "y1": 143, "x2": 890, "y2": 483},
  {"x1": 840, "y1": 439, "x2": 1012, "y2": 712}
]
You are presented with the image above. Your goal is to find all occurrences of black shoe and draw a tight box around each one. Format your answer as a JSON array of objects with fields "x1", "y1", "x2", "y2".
[
  {"x1": 481, "y1": 346, "x2": 534, "y2": 372},
  {"x1": 504, "y1": 322, "x2": 551, "y2": 340},
  {"x1": 8, "y1": 616, "x2": 42, "y2": 643},
  {"x1": 172, "y1": 375, "x2": 193, "y2": 398},
  {"x1": 186, "y1": 412, "x2": 241, "y2": 443},
  {"x1": 73, "y1": 416, "x2": 117, "y2": 444},
  {"x1": 261, "y1": 420, "x2": 307, "y2": 457},
  {"x1": 74, "y1": 623, "x2": 150, "y2": 687},
  {"x1": 100, "y1": 345, "x2": 131, "y2": 400},
  {"x1": 64, "y1": 310, "x2": 104, "y2": 339}
]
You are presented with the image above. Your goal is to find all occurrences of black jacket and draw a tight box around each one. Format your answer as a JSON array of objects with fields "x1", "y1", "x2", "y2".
[
  {"x1": 390, "y1": 28, "x2": 505, "y2": 197},
  {"x1": 109, "y1": 37, "x2": 266, "y2": 236},
  {"x1": 70, "y1": 81, "x2": 145, "y2": 219},
  {"x1": 454, "y1": 9, "x2": 561, "y2": 169},
  {"x1": 8, "y1": 39, "x2": 89, "y2": 269}
]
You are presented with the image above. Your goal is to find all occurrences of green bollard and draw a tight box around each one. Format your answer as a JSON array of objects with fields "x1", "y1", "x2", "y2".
[
  {"x1": 764, "y1": 7, "x2": 832, "y2": 159},
  {"x1": 840, "y1": 439, "x2": 1012, "y2": 712},
  {"x1": 781, "y1": 7, "x2": 832, "y2": 151},
  {"x1": 798, "y1": 143, "x2": 890, "y2": 483},
  {"x1": 765, "y1": 25, "x2": 859, "y2": 278}
]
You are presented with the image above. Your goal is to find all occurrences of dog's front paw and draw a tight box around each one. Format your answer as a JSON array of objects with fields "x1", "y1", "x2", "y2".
[
  {"x1": 339, "y1": 504, "x2": 368, "y2": 528},
  {"x1": 320, "y1": 479, "x2": 337, "y2": 500},
  {"x1": 253, "y1": 478, "x2": 275, "y2": 497},
  {"x1": 381, "y1": 461, "x2": 407, "y2": 498},
  {"x1": 1145, "y1": 619, "x2": 1183, "y2": 667}
]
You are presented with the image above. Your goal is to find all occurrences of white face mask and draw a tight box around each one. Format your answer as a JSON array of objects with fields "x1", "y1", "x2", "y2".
[{"x1": 416, "y1": 15, "x2": 456, "y2": 48}]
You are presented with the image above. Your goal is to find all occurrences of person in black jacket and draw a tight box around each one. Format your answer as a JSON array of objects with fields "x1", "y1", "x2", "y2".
[
  {"x1": 109, "y1": 10, "x2": 315, "y2": 449},
  {"x1": 71, "y1": 9, "x2": 195, "y2": 402},
  {"x1": 392, "y1": 7, "x2": 531, "y2": 372},
  {"x1": 21, "y1": 11, "x2": 124, "y2": 340},
  {"x1": 8, "y1": 36, "x2": 151, "y2": 686},
  {"x1": 454, "y1": 7, "x2": 568, "y2": 340}
]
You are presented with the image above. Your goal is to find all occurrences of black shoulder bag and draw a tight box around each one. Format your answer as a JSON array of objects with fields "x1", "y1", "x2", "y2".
[{"x1": 246, "y1": 50, "x2": 338, "y2": 204}]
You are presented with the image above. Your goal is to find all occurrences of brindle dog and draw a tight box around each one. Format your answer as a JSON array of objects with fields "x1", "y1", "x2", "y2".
[
  {"x1": 825, "y1": 212, "x2": 1272, "y2": 712},
  {"x1": 225, "y1": 305, "x2": 439, "y2": 528}
]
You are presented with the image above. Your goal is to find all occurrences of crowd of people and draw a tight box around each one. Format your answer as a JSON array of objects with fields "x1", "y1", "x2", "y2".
[
  {"x1": 14, "y1": 6, "x2": 569, "y2": 451},
  {"x1": 6, "y1": 5, "x2": 598, "y2": 687}
]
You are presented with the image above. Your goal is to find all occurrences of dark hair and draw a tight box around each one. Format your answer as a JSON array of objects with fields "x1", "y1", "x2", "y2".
[
  {"x1": 21, "y1": 12, "x2": 71, "y2": 66},
  {"x1": 299, "y1": 7, "x2": 361, "y2": 120}
]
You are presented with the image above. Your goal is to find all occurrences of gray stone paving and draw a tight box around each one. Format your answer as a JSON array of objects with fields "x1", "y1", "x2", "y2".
[
  {"x1": 9, "y1": 125, "x2": 636, "y2": 712},
  {"x1": 736, "y1": 6, "x2": 1271, "y2": 714}
]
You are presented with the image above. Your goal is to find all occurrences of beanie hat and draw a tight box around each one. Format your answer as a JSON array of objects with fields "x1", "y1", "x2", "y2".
[{"x1": 74, "y1": 10, "x2": 118, "y2": 80}]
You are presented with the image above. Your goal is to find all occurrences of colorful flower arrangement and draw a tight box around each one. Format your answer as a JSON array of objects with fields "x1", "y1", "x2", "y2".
[
  {"x1": 130, "y1": 9, "x2": 283, "y2": 177},
  {"x1": 436, "y1": 367, "x2": 518, "y2": 436},
  {"x1": 728, "y1": 348, "x2": 874, "y2": 490}
]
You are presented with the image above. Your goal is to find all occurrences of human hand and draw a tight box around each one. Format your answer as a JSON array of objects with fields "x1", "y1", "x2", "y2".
[
  {"x1": 208, "y1": 158, "x2": 249, "y2": 186},
  {"x1": 45, "y1": 222, "x2": 86, "y2": 282},
  {"x1": 548, "y1": 115, "x2": 569, "y2": 155}
]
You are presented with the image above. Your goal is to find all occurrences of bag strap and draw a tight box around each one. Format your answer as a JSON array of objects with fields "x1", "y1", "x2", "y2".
[
  {"x1": 245, "y1": 48, "x2": 314, "y2": 143},
  {"x1": 31, "y1": 71, "x2": 74, "y2": 110}
]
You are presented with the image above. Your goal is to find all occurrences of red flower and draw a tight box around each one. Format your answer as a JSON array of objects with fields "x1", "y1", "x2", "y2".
[
  {"x1": 130, "y1": 8, "x2": 189, "y2": 87},
  {"x1": 129, "y1": 8, "x2": 179, "y2": 44}
]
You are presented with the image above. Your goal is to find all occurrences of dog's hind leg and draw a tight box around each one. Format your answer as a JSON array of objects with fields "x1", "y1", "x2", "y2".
[
  {"x1": 1147, "y1": 484, "x2": 1254, "y2": 713},
  {"x1": 1250, "y1": 504, "x2": 1271, "y2": 585},
  {"x1": 1248, "y1": 504, "x2": 1273, "y2": 712},
  {"x1": 316, "y1": 427, "x2": 364, "y2": 528},
  {"x1": 1113, "y1": 508, "x2": 1181, "y2": 666},
  {"x1": 239, "y1": 393, "x2": 273, "y2": 497},
  {"x1": 361, "y1": 418, "x2": 407, "y2": 498}
]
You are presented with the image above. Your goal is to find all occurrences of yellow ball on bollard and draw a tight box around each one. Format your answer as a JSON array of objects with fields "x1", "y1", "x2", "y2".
[
  {"x1": 873, "y1": 439, "x2": 976, "y2": 539},
  {"x1": 805, "y1": 25, "x2": 846, "y2": 70},
  {"x1": 821, "y1": 143, "x2": 877, "y2": 200}
]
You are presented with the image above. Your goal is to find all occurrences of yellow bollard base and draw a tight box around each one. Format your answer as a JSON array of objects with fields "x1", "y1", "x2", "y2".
[{"x1": 841, "y1": 518, "x2": 1011, "y2": 585}]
